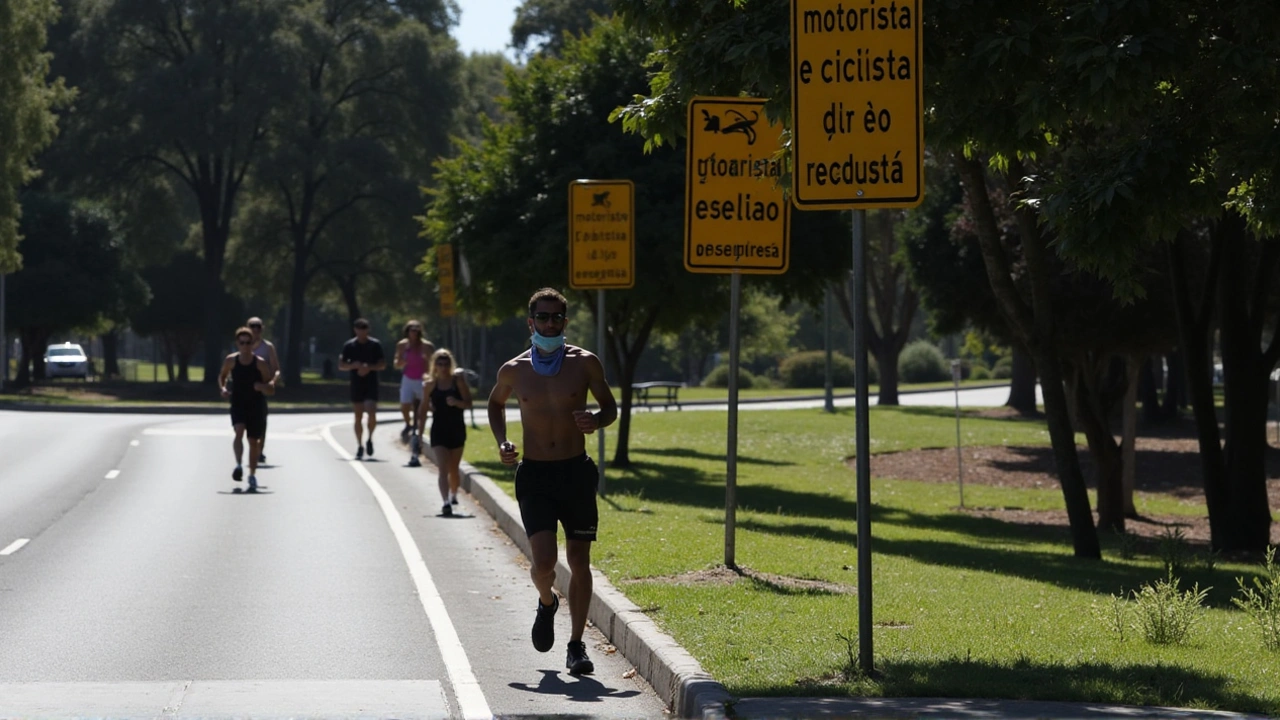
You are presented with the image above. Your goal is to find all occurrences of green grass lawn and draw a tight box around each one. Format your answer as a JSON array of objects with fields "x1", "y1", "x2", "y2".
[{"x1": 467, "y1": 406, "x2": 1280, "y2": 714}]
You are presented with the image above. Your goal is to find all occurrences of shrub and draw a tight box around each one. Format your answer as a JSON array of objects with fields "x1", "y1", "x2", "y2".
[
  {"x1": 702, "y1": 363, "x2": 762, "y2": 389},
  {"x1": 898, "y1": 340, "x2": 949, "y2": 383},
  {"x1": 779, "y1": 350, "x2": 871, "y2": 387},
  {"x1": 1130, "y1": 570, "x2": 1209, "y2": 645},
  {"x1": 969, "y1": 365, "x2": 992, "y2": 381},
  {"x1": 1233, "y1": 546, "x2": 1280, "y2": 651},
  {"x1": 993, "y1": 355, "x2": 1014, "y2": 379}
]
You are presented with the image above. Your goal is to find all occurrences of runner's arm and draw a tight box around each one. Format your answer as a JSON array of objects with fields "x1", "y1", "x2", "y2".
[
  {"x1": 488, "y1": 363, "x2": 518, "y2": 464},
  {"x1": 582, "y1": 353, "x2": 617, "y2": 431},
  {"x1": 255, "y1": 359, "x2": 276, "y2": 396},
  {"x1": 453, "y1": 369, "x2": 474, "y2": 409},
  {"x1": 217, "y1": 357, "x2": 234, "y2": 397},
  {"x1": 393, "y1": 340, "x2": 407, "y2": 369}
]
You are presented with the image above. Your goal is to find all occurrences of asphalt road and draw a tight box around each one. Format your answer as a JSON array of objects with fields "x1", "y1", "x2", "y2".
[{"x1": 0, "y1": 410, "x2": 664, "y2": 719}]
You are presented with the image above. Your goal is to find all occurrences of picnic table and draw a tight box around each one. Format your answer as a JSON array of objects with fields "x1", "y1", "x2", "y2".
[{"x1": 631, "y1": 381, "x2": 683, "y2": 410}]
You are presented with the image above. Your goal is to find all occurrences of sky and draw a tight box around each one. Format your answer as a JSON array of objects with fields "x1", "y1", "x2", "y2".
[{"x1": 454, "y1": 0, "x2": 521, "y2": 57}]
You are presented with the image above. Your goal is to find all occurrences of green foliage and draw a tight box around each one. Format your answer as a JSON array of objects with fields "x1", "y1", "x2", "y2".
[
  {"x1": 0, "y1": 0, "x2": 71, "y2": 271},
  {"x1": 898, "y1": 340, "x2": 949, "y2": 383},
  {"x1": 779, "y1": 350, "x2": 854, "y2": 389},
  {"x1": 1130, "y1": 571, "x2": 1210, "y2": 646},
  {"x1": 701, "y1": 363, "x2": 763, "y2": 389},
  {"x1": 993, "y1": 355, "x2": 1015, "y2": 379},
  {"x1": 511, "y1": 0, "x2": 613, "y2": 58},
  {"x1": 1092, "y1": 593, "x2": 1130, "y2": 643},
  {"x1": 1232, "y1": 547, "x2": 1280, "y2": 652},
  {"x1": 1157, "y1": 527, "x2": 1192, "y2": 576},
  {"x1": 969, "y1": 365, "x2": 992, "y2": 381}
]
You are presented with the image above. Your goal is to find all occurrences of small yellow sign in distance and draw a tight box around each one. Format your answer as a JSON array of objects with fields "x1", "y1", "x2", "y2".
[
  {"x1": 791, "y1": 0, "x2": 924, "y2": 209},
  {"x1": 568, "y1": 180, "x2": 635, "y2": 290},
  {"x1": 685, "y1": 97, "x2": 790, "y2": 274},
  {"x1": 437, "y1": 243, "x2": 456, "y2": 318}
]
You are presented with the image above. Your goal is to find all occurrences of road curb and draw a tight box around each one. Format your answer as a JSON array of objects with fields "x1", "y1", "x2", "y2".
[{"x1": 455, "y1": 459, "x2": 732, "y2": 719}]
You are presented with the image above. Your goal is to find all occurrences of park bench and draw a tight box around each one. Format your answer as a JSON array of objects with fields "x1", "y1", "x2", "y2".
[{"x1": 631, "y1": 381, "x2": 683, "y2": 410}]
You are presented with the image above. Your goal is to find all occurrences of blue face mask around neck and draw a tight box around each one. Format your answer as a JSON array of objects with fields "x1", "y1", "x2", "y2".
[{"x1": 531, "y1": 330, "x2": 565, "y2": 353}]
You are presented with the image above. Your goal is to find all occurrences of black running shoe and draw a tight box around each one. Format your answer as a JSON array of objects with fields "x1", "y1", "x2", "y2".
[
  {"x1": 232, "y1": 466, "x2": 243, "y2": 482},
  {"x1": 356, "y1": 445, "x2": 364, "y2": 460},
  {"x1": 442, "y1": 503, "x2": 453, "y2": 517},
  {"x1": 366, "y1": 439, "x2": 374, "y2": 457},
  {"x1": 259, "y1": 453, "x2": 267, "y2": 464},
  {"x1": 531, "y1": 595, "x2": 558, "y2": 652},
  {"x1": 450, "y1": 494, "x2": 459, "y2": 506},
  {"x1": 408, "y1": 456, "x2": 421, "y2": 468},
  {"x1": 247, "y1": 475, "x2": 258, "y2": 493},
  {"x1": 400, "y1": 425, "x2": 411, "y2": 440},
  {"x1": 566, "y1": 641, "x2": 594, "y2": 675}
]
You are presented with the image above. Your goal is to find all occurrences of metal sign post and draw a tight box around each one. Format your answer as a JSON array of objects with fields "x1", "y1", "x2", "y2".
[
  {"x1": 952, "y1": 359, "x2": 964, "y2": 508},
  {"x1": 852, "y1": 209, "x2": 873, "y2": 673},
  {"x1": 685, "y1": 96, "x2": 790, "y2": 569},
  {"x1": 825, "y1": 284, "x2": 835, "y2": 413},
  {"x1": 598, "y1": 289, "x2": 607, "y2": 496},
  {"x1": 0, "y1": 273, "x2": 7, "y2": 388}
]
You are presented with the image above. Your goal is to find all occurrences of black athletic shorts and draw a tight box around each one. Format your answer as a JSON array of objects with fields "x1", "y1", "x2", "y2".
[
  {"x1": 350, "y1": 379, "x2": 379, "y2": 404},
  {"x1": 429, "y1": 420, "x2": 466, "y2": 450},
  {"x1": 514, "y1": 453, "x2": 599, "y2": 542},
  {"x1": 231, "y1": 403, "x2": 267, "y2": 440}
]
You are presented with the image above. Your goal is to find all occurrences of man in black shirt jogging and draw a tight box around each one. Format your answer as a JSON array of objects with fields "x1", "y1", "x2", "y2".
[{"x1": 339, "y1": 318, "x2": 386, "y2": 459}]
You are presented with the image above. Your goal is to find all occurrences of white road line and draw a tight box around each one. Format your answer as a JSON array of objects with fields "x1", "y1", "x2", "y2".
[
  {"x1": 141, "y1": 428, "x2": 322, "y2": 441},
  {"x1": 104, "y1": 470, "x2": 120, "y2": 480},
  {"x1": 320, "y1": 424, "x2": 491, "y2": 720},
  {"x1": 0, "y1": 539, "x2": 30, "y2": 556}
]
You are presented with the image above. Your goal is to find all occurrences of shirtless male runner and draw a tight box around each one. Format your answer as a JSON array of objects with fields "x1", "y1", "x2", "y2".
[
  {"x1": 246, "y1": 317, "x2": 281, "y2": 463},
  {"x1": 488, "y1": 288, "x2": 617, "y2": 676}
]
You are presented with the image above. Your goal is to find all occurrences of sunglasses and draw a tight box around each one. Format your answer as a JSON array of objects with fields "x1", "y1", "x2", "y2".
[
  {"x1": 248, "y1": 323, "x2": 263, "y2": 329},
  {"x1": 237, "y1": 340, "x2": 253, "y2": 346},
  {"x1": 435, "y1": 360, "x2": 451, "y2": 365},
  {"x1": 408, "y1": 327, "x2": 421, "y2": 332},
  {"x1": 531, "y1": 312, "x2": 566, "y2": 322}
]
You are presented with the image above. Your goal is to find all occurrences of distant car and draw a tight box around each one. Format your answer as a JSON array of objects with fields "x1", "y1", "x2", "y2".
[{"x1": 45, "y1": 342, "x2": 90, "y2": 379}]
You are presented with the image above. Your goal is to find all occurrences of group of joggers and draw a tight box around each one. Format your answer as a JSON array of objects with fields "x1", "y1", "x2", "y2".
[
  {"x1": 219, "y1": 289, "x2": 619, "y2": 678},
  {"x1": 218, "y1": 316, "x2": 471, "y2": 515}
]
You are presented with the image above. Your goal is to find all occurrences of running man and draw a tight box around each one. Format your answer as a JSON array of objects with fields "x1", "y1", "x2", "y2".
[
  {"x1": 393, "y1": 320, "x2": 434, "y2": 448},
  {"x1": 219, "y1": 326, "x2": 276, "y2": 492},
  {"x1": 488, "y1": 287, "x2": 617, "y2": 675},
  {"x1": 417, "y1": 348, "x2": 472, "y2": 516},
  {"x1": 246, "y1": 316, "x2": 281, "y2": 464},
  {"x1": 339, "y1": 318, "x2": 386, "y2": 459}
]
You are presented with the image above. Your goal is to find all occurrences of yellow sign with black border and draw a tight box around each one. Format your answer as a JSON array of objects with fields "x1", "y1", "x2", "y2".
[
  {"x1": 790, "y1": 0, "x2": 924, "y2": 209},
  {"x1": 568, "y1": 180, "x2": 635, "y2": 290},
  {"x1": 437, "y1": 243, "x2": 456, "y2": 318},
  {"x1": 684, "y1": 97, "x2": 790, "y2": 274}
]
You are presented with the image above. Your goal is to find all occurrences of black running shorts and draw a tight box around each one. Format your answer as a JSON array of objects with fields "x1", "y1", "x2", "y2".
[
  {"x1": 350, "y1": 379, "x2": 379, "y2": 404},
  {"x1": 429, "y1": 420, "x2": 466, "y2": 450},
  {"x1": 514, "y1": 453, "x2": 599, "y2": 542},
  {"x1": 231, "y1": 404, "x2": 267, "y2": 440}
]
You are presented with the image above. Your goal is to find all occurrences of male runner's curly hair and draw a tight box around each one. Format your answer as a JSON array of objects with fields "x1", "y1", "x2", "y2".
[{"x1": 527, "y1": 287, "x2": 567, "y2": 315}]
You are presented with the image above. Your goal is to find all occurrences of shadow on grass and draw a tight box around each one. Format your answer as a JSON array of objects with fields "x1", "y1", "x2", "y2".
[
  {"x1": 634, "y1": 447, "x2": 795, "y2": 467},
  {"x1": 759, "y1": 656, "x2": 1275, "y2": 716}
]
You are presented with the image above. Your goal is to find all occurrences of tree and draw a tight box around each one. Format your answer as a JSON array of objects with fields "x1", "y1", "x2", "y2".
[
  {"x1": 455, "y1": 52, "x2": 515, "y2": 145},
  {"x1": 131, "y1": 252, "x2": 209, "y2": 381},
  {"x1": 510, "y1": 0, "x2": 611, "y2": 59},
  {"x1": 8, "y1": 192, "x2": 147, "y2": 383},
  {"x1": 0, "y1": 0, "x2": 71, "y2": 272},
  {"x1": 242, "y1": 0, "x2": 462, "y2": 386},
  {"x1": 70, "y1": 0, "x2": 291, "y2": 383}
]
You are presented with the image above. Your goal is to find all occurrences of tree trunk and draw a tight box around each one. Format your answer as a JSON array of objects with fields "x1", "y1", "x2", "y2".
[
  {"x1": 1163, "y1": 350, "x2": 1187, "y2": 415},
  {"x1": 957, "y1": 153, "x2": 1100, "y2": 558},
  {"x1": 1121, "y1": 356, "x2": 1139, "y2": 517},
  {"x1": 1138, "y1": 355, "x2": 1164, "y2": 423},
  {"x1": 162, "y1": 333, "x2": 176, "y2": 382},
  {"x1": 201, "y1": 226, "x2": 229, "y2": 386},
  {"x1": 1006, "y1": 344, "x2": 1038, "y2": 415},
  {"x1": 337, "y1": 276, "x2": 361, "y2": 326},
  {"x1": 875, "y1": 346, "x2": 900, "y2": 404},
  {"x1": 1072, "y1": 355, "x2": 1125, "y2": 533},
  {"x1": 100, "y1": 330, "x2": 120, "y2": 378},
  {"x1": 285, "y1": 249, "x2": 308, "y2": 386}
]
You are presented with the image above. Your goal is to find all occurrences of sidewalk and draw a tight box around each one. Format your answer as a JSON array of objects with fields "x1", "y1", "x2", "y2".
[{"x1": 453, "y1": 460, "x2": 1269, "y2": 720}]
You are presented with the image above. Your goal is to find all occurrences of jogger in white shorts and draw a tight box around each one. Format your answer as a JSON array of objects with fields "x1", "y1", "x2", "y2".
[{"x1": 393, "y1": 320, "x2": 434, "y2": 450}]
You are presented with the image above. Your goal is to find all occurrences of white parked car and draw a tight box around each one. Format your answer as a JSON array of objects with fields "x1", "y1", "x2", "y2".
[{"x1": 44, "y1": 342, "x2": 90, "y2": 379}]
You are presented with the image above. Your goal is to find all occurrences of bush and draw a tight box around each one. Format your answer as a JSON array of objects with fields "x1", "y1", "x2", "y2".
[
  {"x1": 969, "y1": 365, "x2": 992, "y2": 381},
  {"x1": 898, "y1": 340, "x2": 949, "y2": 383},
  {"x1": 1233, "y1": 546, "x2": 1280, "y2": 651},
  {"x1": 993, "y1": 355, "x2": 1014, "y2": 379},
  {"x1": 779, "y1": 350, "x2": 865, "y2": 388},
  {"x1": 1131, "y1": 571, "x2": 1209, "y2": 645},
  {"x1": 702, "y1": 363, "x2": 763, "y2": 389}
]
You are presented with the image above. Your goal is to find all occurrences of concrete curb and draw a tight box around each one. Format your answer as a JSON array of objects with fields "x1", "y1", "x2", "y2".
[{"x1": 454, "y1": 459, "x2": 732, "y2": 719}]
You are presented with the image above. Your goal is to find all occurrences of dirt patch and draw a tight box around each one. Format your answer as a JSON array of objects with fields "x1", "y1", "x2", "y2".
[
  {"x1": 623, "y1": 565, "x2": 856, "y2": 595},
  {"x1": 859, "y1": 438, "x2": 1280, "y2": 547}
]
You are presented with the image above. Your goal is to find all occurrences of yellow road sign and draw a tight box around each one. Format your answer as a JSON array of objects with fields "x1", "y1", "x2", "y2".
[
  {"x1": 568, "y1": 180, "x2": 635, "y2": 290},
  {"x1": 791, "y1": 0, "x2": 924, "y2": 209},
  {"x1": 685, "y1": 97, "x2": 790, "y2": 274},
  {"x1": 437, "y1": 243, "x2": 456, "y2": 317}
]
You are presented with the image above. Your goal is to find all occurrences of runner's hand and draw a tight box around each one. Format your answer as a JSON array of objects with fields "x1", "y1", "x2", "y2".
[
  {"x1": 573, "y1": 410, "x2": 598, "y2": 434},
  {"x1": 499, "y1": 441, "x2": 519, "y2": 465}
]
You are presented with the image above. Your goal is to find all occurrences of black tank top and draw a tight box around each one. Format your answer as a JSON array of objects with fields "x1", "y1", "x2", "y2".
[
  {"x1": 430, "y1": 380, "x2": 465, "y2": 428},
  {"x1": 231, "y1": 356, "x2": 265, "y2": 408}
]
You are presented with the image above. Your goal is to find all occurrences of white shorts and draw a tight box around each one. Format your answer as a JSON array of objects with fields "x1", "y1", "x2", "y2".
[{"x1": 400, "y1": 376, "x2": 425, "y2": 404}]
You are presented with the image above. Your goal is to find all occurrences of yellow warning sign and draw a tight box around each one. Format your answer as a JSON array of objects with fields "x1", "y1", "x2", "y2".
[
  {"x1": 568, "y1": 180, "x2": 635, "y2": 290},
  {"x1": 685, "y1": 97, "x2": 790, "y2": 274},
  {"x1": 437, "y1": 243, "x2": 456, "y2": 318},
  {"x1": 790, "y1": 0, "x2": 924, "y2": 209}
]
